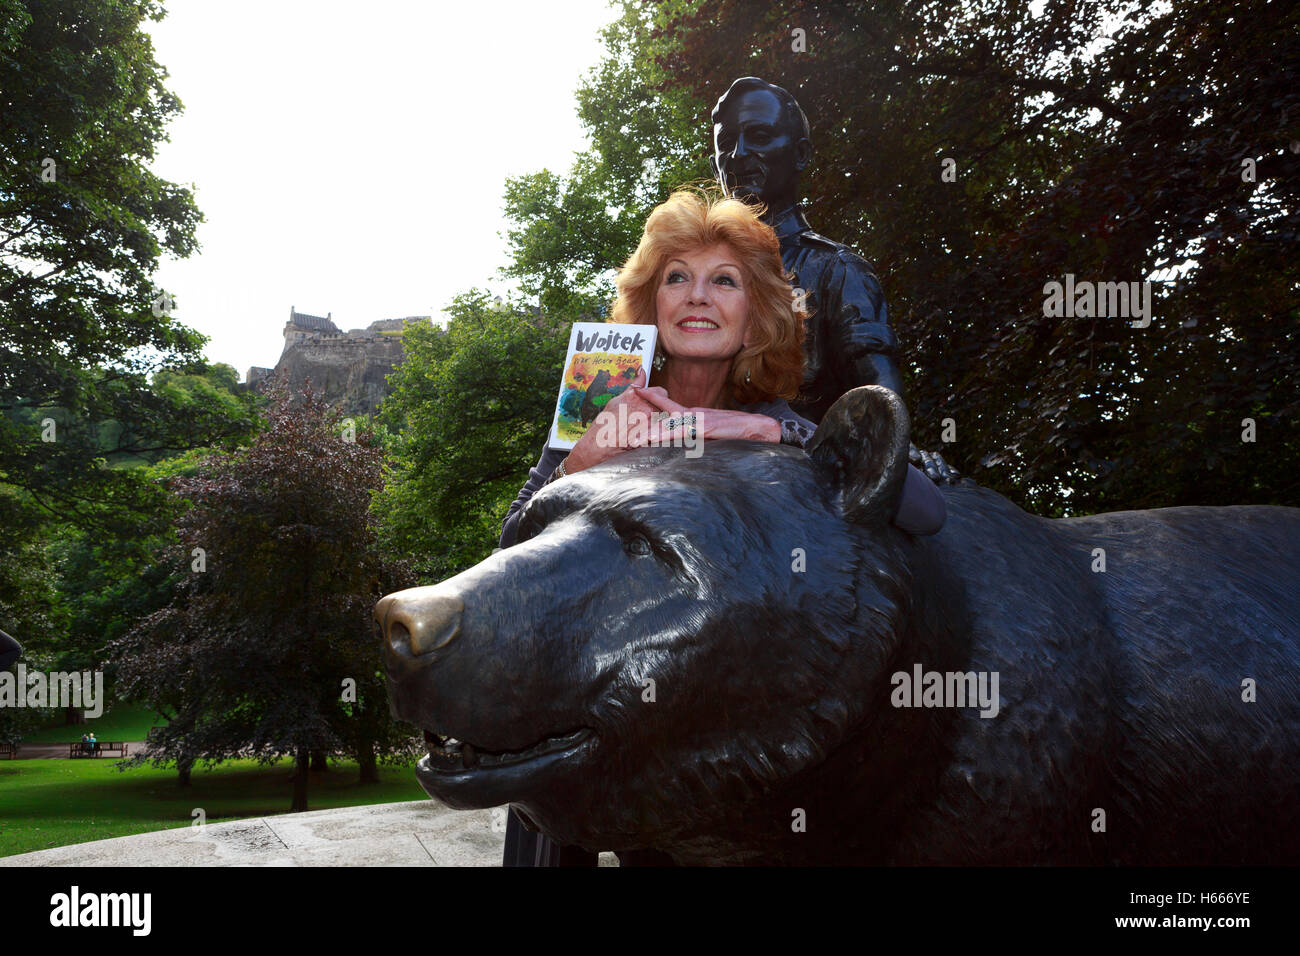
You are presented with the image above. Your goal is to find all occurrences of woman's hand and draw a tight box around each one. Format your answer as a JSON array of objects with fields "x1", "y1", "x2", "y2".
[
  {"x1": 634, "y1": 388, "x2": 782, "y2": 444},
  {"x1": 565, "y1": 371, "x2": 783, "y2": 476},
  {"x1": 565, "y1": 366, "x2": 663, "y2": 473}
]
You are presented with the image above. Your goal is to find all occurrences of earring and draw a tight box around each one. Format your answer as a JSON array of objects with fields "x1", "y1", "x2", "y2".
[
  {"x1": 744, "y1": 369, "x2": 751, "y2": 384},
  {"x1": 653, "y1": 351, "x2": 665, "y2": 372}
]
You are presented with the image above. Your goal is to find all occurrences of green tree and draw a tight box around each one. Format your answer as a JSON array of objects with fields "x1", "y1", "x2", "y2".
[
  {"x1": 0, "y1": 644, "x2": 56, "y2": 748},
  {"x1": 497, "y1": 1, "x2": 707, "y2": 320},
  {"x1": 375, "y1": 293, "x2": 569, "y2": 581},
  {"x1": 111, "y1": 382, "x2": 417, "y2": 805},
  {"x1": 43, "y1": 476, "x2": 183, "y2": 726},
  {"x1": 2, "y1": 364, "x2": 256, "y2": 731},
  {"x1": 649, "y1": 0, "x2": 1299, "y2": 513},
  {"x1": 1, "y1": 0, "x2": 252, "y2": 547},
  {"x1": 499, "y1": 0, "x2": 1298, "y2": 513},
  {"x1": 0, "y1": 522, "x2": 61, "y2": 746},
  {"x1": 101, "y1": 362, "x2": 257, "y2": 466}
]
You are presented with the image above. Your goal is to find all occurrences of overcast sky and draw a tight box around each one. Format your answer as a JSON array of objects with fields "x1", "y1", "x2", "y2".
[{"x1": 145, "y1": 0, "x2": 619, "y2": 379}]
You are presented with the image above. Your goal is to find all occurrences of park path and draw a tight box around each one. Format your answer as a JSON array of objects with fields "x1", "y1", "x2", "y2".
[
  {"x1": 0, "y1": 800, "x2": 617, "y2": 866},
  {"x1": 6, "y1": 741, "x2": 146, "y2": 760}
]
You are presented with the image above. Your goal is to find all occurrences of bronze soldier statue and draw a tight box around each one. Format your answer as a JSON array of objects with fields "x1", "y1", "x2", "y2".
[{"x1": 711, "y1": 76, "x2": 955, "y2": 481}]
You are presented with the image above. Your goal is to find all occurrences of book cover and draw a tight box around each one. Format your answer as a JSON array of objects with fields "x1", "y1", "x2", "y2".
[{"x1": 548, "y1": 322, "x2": 658, "y2": 450}]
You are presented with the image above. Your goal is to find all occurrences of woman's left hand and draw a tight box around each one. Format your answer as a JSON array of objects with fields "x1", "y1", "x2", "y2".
[{"x1": 633, "y1": 388, "x2": 782, "y2": 443}]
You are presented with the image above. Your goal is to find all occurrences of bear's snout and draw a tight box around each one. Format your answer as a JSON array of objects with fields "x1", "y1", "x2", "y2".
[{"x1": 375, "y1": 588, "x2": 464, "y2": 657}]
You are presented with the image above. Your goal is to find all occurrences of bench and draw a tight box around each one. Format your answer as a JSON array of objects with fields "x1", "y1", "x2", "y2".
[
  {"x1": 0, "y1": 742, "x2": 15, "y2": 759},
  {"x1": 69, "y1": 741, "x2": 129, "y2": 758}
]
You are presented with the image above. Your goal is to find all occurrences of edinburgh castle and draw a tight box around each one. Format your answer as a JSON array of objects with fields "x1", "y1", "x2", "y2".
[{"x1": 245, "y1": 307, "x2": 434, "y2": 416}]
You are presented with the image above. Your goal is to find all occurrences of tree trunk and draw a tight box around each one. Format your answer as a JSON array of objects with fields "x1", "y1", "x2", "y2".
[
  {"x1": 311, "y1": 749, "x2": 328, "y2": 772},
  {"x1": 64, "y1": 704, "x2": 87, "y2": 726},
  {"x1": 177, "y1": 755, "x2": 193, "y2": 787},
  {"x1": 292, "y1": 748, "x2": 309, "y2": 812},
  {"x1": 358, "y1": 738, "x2": 378, "y2": 784}
]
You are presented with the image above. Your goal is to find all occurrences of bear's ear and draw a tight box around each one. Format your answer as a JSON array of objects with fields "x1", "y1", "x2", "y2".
[{"x1": 806, "y1": 385, "x2": 911, "y2": 526}]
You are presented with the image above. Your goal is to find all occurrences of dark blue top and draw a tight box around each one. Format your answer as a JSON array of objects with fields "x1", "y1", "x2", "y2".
[
  {"x1": 0, "y1": 628, "x2": 20, "y2": 671},
  {"x1": 498, "y1": 398, "x2": 944, "y2": 548}
]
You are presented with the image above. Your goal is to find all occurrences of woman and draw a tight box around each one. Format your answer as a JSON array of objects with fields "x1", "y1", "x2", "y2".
[{"x1": 499, "y1": 189, "x2": 944, "y2": 865}]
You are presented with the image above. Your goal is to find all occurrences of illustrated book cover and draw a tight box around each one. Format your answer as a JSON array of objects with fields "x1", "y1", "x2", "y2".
[{"x1": 548, "y1": 322, "x2": 658, "y2": 450}]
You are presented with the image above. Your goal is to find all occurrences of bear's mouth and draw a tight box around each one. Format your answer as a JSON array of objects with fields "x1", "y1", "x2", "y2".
[{"x1": 422, "y1": 727, "x2": 595, "y2": 773}]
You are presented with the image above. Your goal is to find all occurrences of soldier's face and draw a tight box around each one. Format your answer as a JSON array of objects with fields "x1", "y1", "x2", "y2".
[{"x1": 713, "y1": 88, "x2": 804, "y2": 210}]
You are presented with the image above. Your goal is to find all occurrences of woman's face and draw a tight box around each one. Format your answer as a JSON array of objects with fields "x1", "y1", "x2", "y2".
[{"x1": 654, "y1": 243, "x2": 751, "y2": 364}]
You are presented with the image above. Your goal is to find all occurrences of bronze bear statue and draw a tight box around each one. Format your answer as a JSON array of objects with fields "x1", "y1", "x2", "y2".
[{"x1": 376, "y1": 386, "x2": 1300, "y2": 865}]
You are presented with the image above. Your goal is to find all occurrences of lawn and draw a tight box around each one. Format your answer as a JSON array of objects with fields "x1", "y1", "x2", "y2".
[
  {"x1": 19, "y1": 703, "x2": 168, "y2": 744},
  {"x1": 0, "y1": 755, "x2": 428, "y2": 858}
]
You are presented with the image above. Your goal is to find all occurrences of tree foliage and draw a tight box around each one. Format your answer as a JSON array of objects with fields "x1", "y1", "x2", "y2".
[
  {"x1": 1, "y1": 0, "x2": 256, "y2": 546},
  {"x1": 0, "y1": 362, "x2": 253, "y2": 699},
  {"x1": 497, "y1": 0, "x2": 1298, "y2": 514},
  {"x1": 111, "y1": 382, "x2": 417, "y2": 807},
  {"x1": 497, "y1": 1, "x2": 708, "y2": 321},
  {"x1": 375, "y1": 293, "x2": 570, "y2": 581},
  {"x1": 651, "y1": 0, "x2": 1300, "y2": 513}
]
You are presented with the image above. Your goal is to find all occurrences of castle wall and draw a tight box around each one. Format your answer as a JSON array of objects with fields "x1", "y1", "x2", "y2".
[
  {"x1": 253, "y1": 315, "x2": 434, "y2": 415},
  {"x1": 245, "y1": 366, "x2": 273, "y2": 388},
  {"x1": 273, "y1": 333, "x2": 407, "y2": 416}
]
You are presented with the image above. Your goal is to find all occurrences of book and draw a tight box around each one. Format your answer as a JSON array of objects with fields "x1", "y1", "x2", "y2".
[{"x1": 548, "y1": 322, "x2": 658, "y2": 450}]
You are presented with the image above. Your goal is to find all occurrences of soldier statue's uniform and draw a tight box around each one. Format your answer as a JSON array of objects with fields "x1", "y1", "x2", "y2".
[{"x1": 768, "y1": 204, "x2": 900, "y2": 426}]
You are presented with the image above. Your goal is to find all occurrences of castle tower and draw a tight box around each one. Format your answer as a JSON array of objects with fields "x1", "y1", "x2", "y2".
[{"x1": 284, "y1": 306, "x2": 341, "y2": 345}]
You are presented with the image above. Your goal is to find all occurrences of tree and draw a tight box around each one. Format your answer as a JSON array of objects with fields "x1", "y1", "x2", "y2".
[
  {"x1": 1, "y1": 363, "x2": 257, "y2": 732},
  {"x1": 647, "y1": 0, "x2": 1299, "y2": 513},
  {"x1": 497, "y1": 0, "x2": 1298, "y2": 513},
  {"x1": 1, "y1": 0, "x2": 254, "y2": 548},
  {"x1": 104, "y1": 362, "x2": 255, "y2": 466},
  {"x1": 43, "y1": 469, "x2": 183, "y2": 725},
  {"x1": 111, "y1": 381, "x2": 418, "y2": 807},
  {"x1": 497, "y1": 1, "x2": 707, "y2": 321},
  {"x1": 374, "y1": 293, "x2": 570, "y2": 582}
]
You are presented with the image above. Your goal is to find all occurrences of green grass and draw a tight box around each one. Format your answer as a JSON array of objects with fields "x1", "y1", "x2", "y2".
[
  {"x1": 20, "y1": 704, "x2": 168, "y2": 744},
  {"x1": 0, "y1": 756, "x2": 428, "y2": 858}
]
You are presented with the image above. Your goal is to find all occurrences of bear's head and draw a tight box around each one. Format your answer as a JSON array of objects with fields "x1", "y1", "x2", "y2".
[{"x1": 377, "y1": 386, "x2": 917, "y2": 853}]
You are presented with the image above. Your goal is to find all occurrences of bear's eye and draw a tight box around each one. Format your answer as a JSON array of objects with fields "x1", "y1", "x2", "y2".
[{"x1": 624, "y1": 533, "x2": 653, "y2": 557}]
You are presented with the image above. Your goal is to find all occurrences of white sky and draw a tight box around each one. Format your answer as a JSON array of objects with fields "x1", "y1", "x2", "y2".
[{"x1": 145, "y1": 0, "x2": 619, "y2": 379}]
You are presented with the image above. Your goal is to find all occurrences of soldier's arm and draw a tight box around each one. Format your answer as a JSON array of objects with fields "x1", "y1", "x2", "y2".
[
  {"x1": 823, "y1": 250, "x2": 905, "y2": 398},
  {"x1": 827, "y1": 251, "x2": 961, "y2": 485}
]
